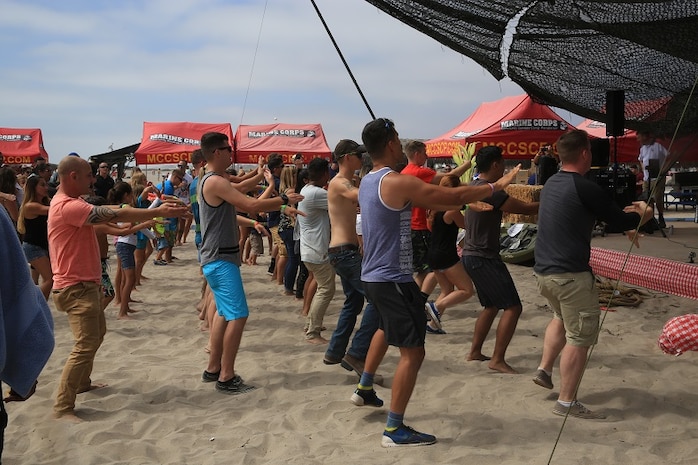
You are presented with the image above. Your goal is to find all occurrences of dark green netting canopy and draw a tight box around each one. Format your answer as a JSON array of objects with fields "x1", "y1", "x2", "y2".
[{"x1": 364, "y1": 0, "x2": 698, "y2": 135}]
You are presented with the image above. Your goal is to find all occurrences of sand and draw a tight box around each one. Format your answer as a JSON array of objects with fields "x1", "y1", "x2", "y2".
[{"x1": 5, "y1": 215, "x2": 698, "y2": 464}]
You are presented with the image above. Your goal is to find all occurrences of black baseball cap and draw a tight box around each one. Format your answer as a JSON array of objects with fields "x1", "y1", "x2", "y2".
[{"x1": 333, "y1": 139, "x2": 365, "y2": 162}]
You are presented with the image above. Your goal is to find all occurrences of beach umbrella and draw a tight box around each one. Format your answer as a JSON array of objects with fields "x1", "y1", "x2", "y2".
[{"x1": 363, "y1": 1, "x2": 698, "y2": 135}]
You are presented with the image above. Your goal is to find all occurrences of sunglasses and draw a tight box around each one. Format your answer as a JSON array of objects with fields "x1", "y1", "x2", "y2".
[
  {"x1": 337, "y1": 151, "x2": 362, "y2": 160},
  {"x1": 99, "y1": 165, "x2": 108, "y2": 169}
]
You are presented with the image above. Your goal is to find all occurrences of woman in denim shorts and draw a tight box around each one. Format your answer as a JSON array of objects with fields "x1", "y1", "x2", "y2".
[
  {"x1": 17, "y1": 175, "x2": 53, "y2": 299},
  {"x1": 107, "y1": 182, "x2": 156, "y2": 320}
]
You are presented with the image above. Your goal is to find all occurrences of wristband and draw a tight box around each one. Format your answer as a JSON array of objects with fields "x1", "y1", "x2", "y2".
[
  {"x1": 487, "y1": 182, "x2": 495, "y2": 196},
  {"x1": 280, "y1": 204, "x2": 287, "y2": 212},
  {"x1": 280, "y1": 192, "x2": 289, "y2": 205},
  {"x1": 250, "y1": 219, "x2": 256, "y2": 226}
]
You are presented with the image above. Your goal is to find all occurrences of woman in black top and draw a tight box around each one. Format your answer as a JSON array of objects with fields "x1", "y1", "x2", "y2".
[
  {"x1": 17, "y1": 175, "x2": 52, "y2": 299},
  {"x1": 425, "y1": 175, "x2": 487, "y2": 334}
]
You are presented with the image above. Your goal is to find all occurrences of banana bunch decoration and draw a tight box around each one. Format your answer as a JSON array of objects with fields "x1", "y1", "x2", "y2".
[{"x1": 452, "y1": 141, "x2": 479, "y2": 184}]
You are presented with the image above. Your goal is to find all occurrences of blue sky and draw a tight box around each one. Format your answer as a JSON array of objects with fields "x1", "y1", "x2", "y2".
[{"x1": 0, "y1": 0, "x2": 560, "y2": 163}]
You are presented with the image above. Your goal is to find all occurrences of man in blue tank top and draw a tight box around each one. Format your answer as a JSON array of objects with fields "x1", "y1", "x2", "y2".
[{"x1": 352, "y1": 118, "x2": 520, "y2": 447}]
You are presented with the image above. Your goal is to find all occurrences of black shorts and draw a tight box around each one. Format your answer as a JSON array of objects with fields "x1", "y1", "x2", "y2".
[
  {"x1": 411, "y1": 229, "x2": 432, "y2": 274},
  {"x1": 363, "y1": 281, "x2": 427, "y2": 348},
  {"x1": 462, "y1": 255, "x2": 521, "y2": 309}
]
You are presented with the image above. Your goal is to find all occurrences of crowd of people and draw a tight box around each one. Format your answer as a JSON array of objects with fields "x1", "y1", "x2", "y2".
[{"x1": 0, "y1": 121, "x2": 657, "y2": 453}]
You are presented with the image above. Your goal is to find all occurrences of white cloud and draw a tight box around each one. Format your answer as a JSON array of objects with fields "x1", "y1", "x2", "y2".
[{"x1": 0, "y1": 0, "x2": 524, "y2": 161}]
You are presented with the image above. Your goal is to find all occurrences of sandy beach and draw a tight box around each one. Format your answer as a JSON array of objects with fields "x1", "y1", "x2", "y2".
[{"x1": 5, "y1": 214, "x2": 698, "y2": 464}]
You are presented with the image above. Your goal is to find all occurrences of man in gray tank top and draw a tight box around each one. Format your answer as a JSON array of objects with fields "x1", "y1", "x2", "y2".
[{"x1": 198, "y1": 132, "x2": 303, "y2": 395}]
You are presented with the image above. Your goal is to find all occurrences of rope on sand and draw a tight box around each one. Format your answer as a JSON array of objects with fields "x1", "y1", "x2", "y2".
[{"x1": 595, "y1": 276, "x2": 652, "y2": 307}]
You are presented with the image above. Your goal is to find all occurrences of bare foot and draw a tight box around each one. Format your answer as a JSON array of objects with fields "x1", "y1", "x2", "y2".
[
  {"x1": 117, "y1": 314, "x2": 133, "y2": 320},
  {"x1": 54, "y1": 412, "x2": 83, "y2": 424},
  {"x1": 128, "y1": 298, "x2": 142, "y2": 303},
  {"x1": 488, "y1": 361, "x2": 518, "y2": 374},
  {"x1": 203, "y1": 346, "x2": 211, "y2": 353},
  {"x1": 305, "y1": 336, "x2": 328, "y2": 345},
  {"x1": 467, "y1": 353, "x2": 492, "y2": 361},
  {"x1": 77, "y1": 382, "x2": 108, "y2": 394},
  {"x1": 127, "y1": 308, "x2": 140, "y2": 313},
  {"x1": 141, "y1": 275, "x2": 150, "y2": 280}
]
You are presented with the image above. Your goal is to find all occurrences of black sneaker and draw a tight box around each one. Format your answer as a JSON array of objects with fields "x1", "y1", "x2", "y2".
[
  {"x1": 215, "y1": 375, "x2": 256, "y2": 395},
  {"x1": 202, "y1": 370, "x2": 219, "y2": 383},
  {"x1": 350, "y1": 388, "x2": 384, "y2": 407}
]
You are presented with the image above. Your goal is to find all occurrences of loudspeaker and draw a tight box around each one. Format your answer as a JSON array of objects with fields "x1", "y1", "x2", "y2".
[
  {"x1": 590, "y1": 138, "x2": 610, "y2": 167},
  {"x1": 606, "y1": 90, "x2": 625, "y2": 137}
]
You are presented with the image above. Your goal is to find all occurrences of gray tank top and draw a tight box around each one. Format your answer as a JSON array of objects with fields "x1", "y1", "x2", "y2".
[
  {"x1": 199, "y1": 172, "x2": 241, "y2": 267},
  {"x1": 359, "y1": 167, "x2": 413, "y2": 283}
]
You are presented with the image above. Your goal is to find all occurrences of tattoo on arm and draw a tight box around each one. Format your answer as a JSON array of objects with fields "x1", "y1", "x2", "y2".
[
  {"x1": 342, "y1": 179, "x2": 356, "y2": 191},
  {"x1": 88, "y1": 206, "x2": 118, "y2": 224}
]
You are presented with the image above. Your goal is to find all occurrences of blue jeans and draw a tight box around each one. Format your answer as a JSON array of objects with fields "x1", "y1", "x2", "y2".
[
  {"x1": 279, "y1": 227, "x2": 299, "y2": 294},
  {"x1": 326, "y1": 248, "x2": 379, "y2": 361}
]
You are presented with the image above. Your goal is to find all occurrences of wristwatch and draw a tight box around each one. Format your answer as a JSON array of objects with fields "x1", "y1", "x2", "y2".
[{"x1": 280, "y1": 193, "x2": 289, "y2": 205}]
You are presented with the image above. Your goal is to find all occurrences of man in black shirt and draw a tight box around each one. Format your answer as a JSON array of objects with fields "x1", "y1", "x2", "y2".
[
  {"x1": 532, "y1": 130, "x2": 652, "y2": 419},
  {"x1": 93, "y1": 162, "x2": 114, "y2": 199}
]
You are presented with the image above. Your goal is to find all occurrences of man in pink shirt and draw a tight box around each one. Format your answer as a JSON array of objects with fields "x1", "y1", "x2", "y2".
[{"x1": 49, "y1": 156, "x2": 188, "y2": 423}]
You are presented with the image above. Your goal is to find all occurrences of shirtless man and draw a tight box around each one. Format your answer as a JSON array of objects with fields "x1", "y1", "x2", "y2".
[
  {"x1": 323, "y1": 140, "x2": 380, "y2": 378},
  {"x1": 49, "y1": 156, "x2": 188, "y2": 423}
]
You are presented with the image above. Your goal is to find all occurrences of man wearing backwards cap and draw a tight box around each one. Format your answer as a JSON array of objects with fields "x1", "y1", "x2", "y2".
[{"x1": 323, "y1": 140, "x2": 380, "y2": 380}]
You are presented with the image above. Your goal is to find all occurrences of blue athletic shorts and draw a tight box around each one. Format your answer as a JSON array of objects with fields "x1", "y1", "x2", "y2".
[{"x1": 202, "y1": 260, "x2": 249, "y2": 321}]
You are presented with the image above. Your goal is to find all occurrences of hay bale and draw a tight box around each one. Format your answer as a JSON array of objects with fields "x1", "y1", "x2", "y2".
[{"x1": 502, "y1": 185, "x2": 542, "y2": 224}]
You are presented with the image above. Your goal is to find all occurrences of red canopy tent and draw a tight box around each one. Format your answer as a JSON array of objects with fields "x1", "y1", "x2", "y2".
[
  {"x1": 0, "y1": 128, "x2": 49, "y2": 164},
  {"x1": 425, "y1": 95, "x2": 575, "y2": 160},
  {"x1": 134, "y1": 122, "x2": 233, "y2": 165},
  {"x1": 235, "y1": 123, "x2": 331, "y2": 165}
]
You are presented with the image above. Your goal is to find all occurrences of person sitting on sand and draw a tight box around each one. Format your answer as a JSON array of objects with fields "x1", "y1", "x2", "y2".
[{"x1": 461, "y1": 146, "x2": 539, "y2": 374}]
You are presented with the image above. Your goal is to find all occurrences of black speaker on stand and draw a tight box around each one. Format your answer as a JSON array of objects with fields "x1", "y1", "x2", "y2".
[
  {"x1": 605, "y1": 90, "x2": 665, "y2": 236},
  {"x1": 606, "y1": 90, "x2": 625, "y2": 139}
]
